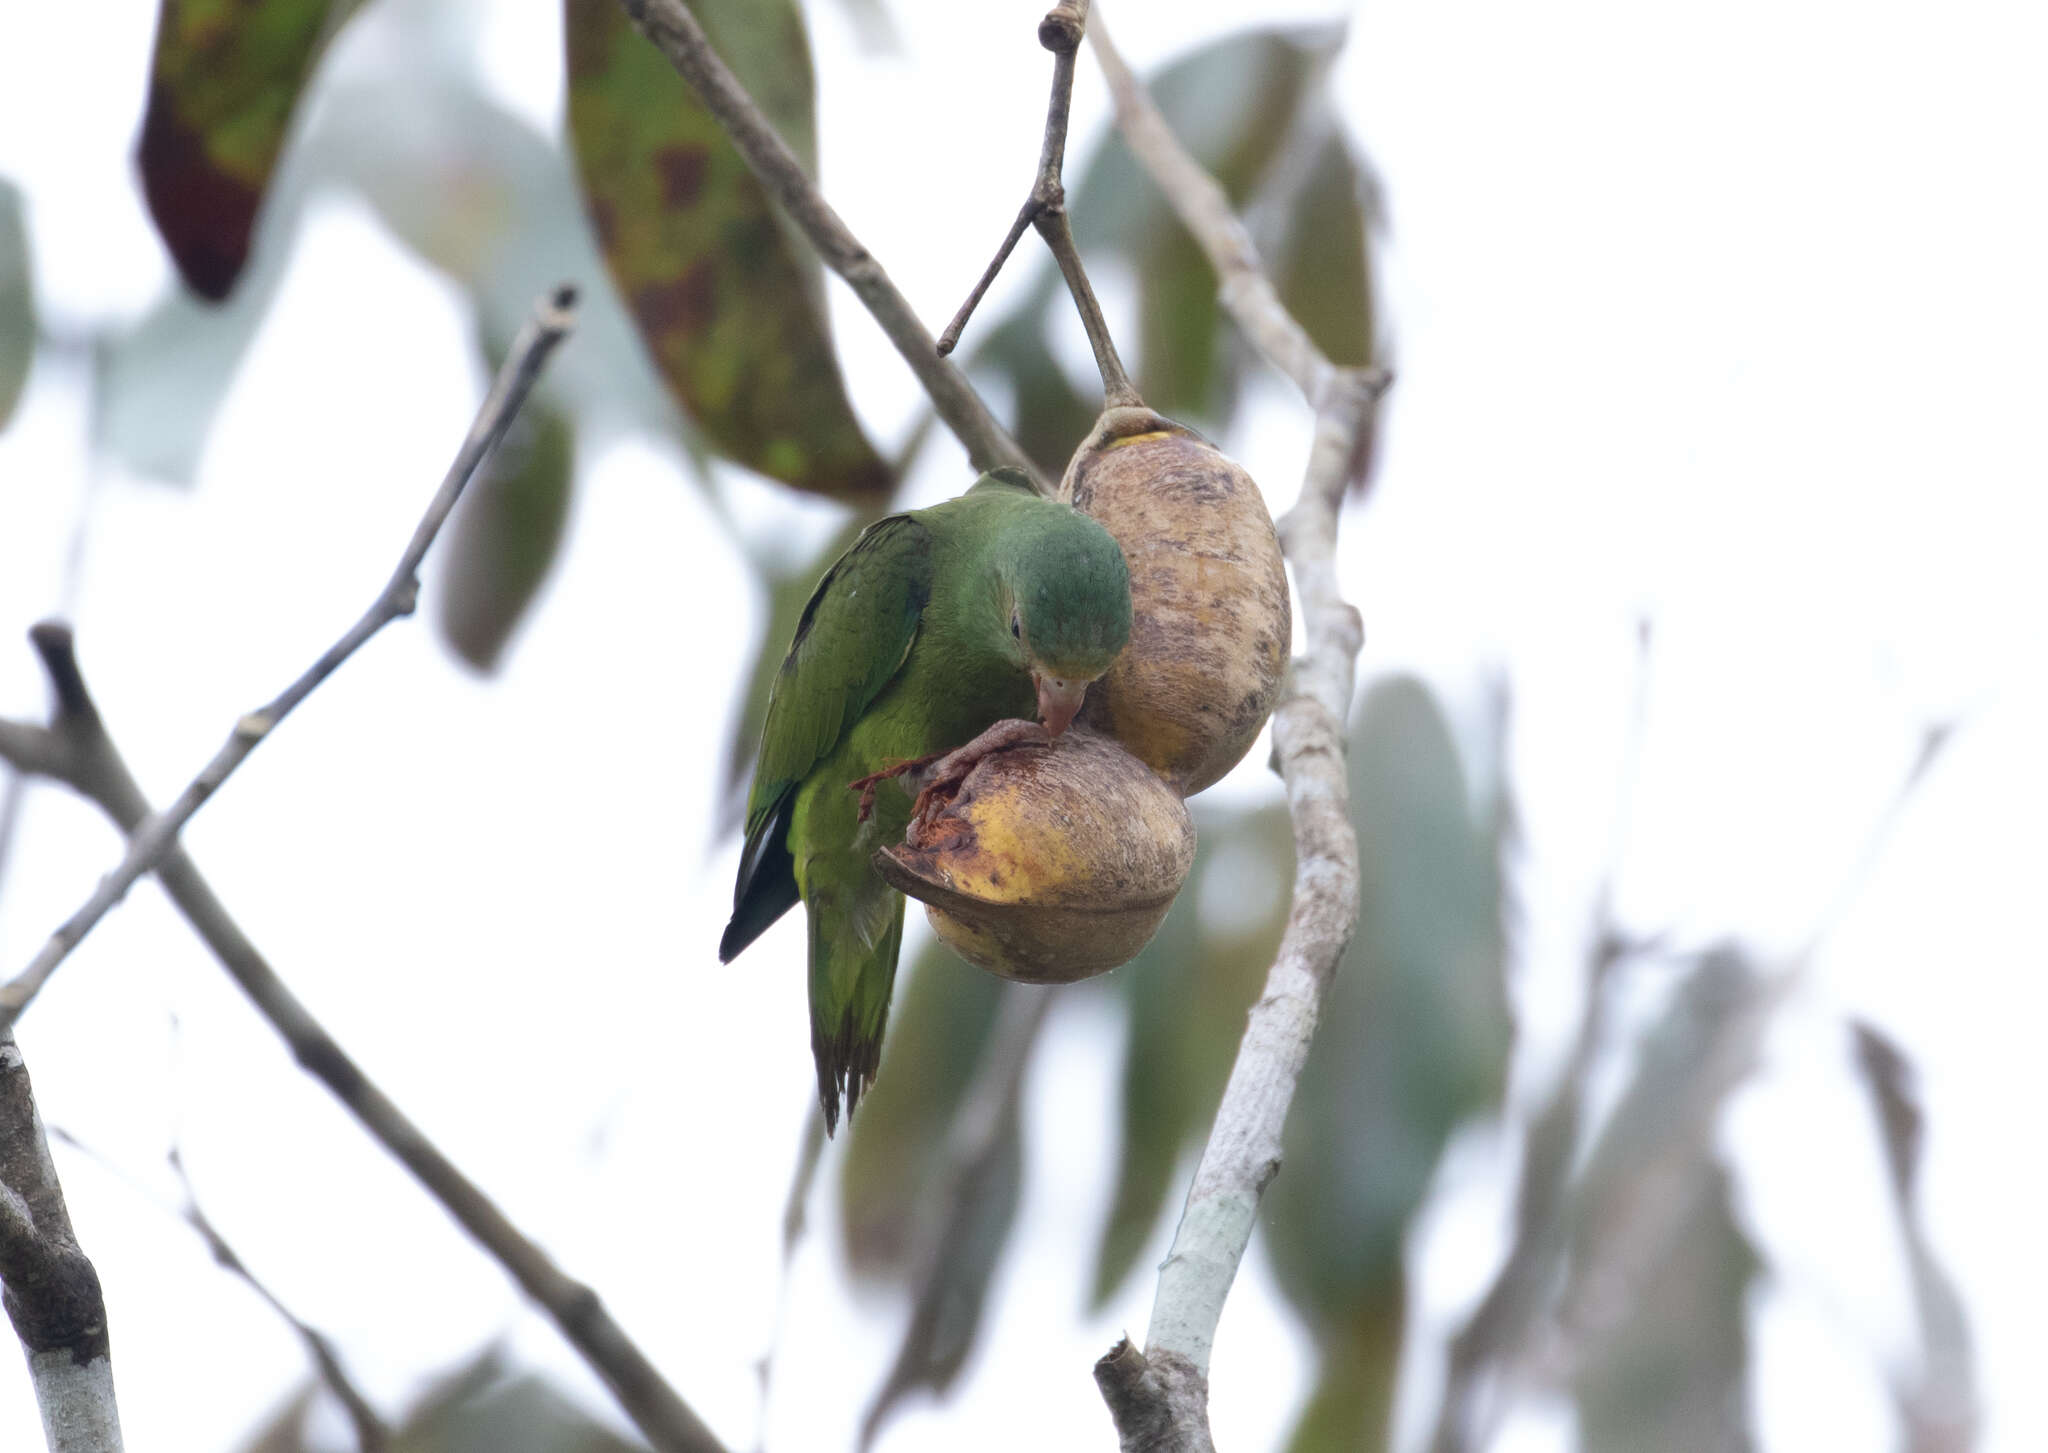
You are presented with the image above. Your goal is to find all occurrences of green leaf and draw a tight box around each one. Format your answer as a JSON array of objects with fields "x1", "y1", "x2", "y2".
[
  {"x1": 962, "y1": 310, "x2": 1098, "y2": 504},
  {"x1": 136, "y1": 0, "x2": 351, "y2": 300},
  {"x1": 435, "y1": 391, "x2": 575, "y2": 674},
  {"x1": 565, "y1": 0, "x2": 891, "y2": 501},
  {"x1": 0, "y1": 179, "x2": 31, "y2": 429},
  {"x1": 1265, "y1": 677, "x2": 1514, "y2": 1452},
  {"x1": 1275, "y1": 132, "x2": 1376, "y2": 370}
]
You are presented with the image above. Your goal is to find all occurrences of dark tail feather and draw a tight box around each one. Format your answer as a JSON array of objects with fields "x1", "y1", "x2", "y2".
[{"x1": 721, "y1": 795, "x2": 800, "y2": 963}]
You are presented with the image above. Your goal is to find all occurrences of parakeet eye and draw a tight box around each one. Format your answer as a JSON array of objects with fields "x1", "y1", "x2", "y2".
[{"x1": 1010, "y1": 612, "x2": 1022, "y2": 640}]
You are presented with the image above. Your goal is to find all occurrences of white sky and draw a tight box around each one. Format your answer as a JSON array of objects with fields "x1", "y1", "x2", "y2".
[{"x1": 2, "y1": 0, "x2": 2046, "y2": 1450}]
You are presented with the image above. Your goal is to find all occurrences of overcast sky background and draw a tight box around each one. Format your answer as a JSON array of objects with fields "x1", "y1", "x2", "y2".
[{"x1": 2, "y1": 0, "x2": 2045, "y2": 1449}]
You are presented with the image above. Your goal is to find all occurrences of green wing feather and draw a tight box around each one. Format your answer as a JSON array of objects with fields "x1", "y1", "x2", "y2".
[{"x1": 721, "y1": 513, "x2": 933, "y2": 962}]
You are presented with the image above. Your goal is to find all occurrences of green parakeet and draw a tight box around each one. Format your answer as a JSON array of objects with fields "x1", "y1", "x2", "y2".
[{"x1": 721, "y1": 469, "x2": 1133, "y2": 1132}]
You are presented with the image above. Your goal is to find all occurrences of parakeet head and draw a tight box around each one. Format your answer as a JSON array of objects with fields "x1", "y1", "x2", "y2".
[{"x1": 999, "y1": 506, "x2": 1133, "y2": 736}]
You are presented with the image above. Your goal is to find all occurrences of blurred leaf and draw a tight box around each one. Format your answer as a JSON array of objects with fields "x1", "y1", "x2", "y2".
[
  {"x1": 963, "y1": 311, "x2": 1097, "y2": 486},
  {"x1": 565, "y1": 0, "x2": 891, "y2": 501},
  {"x1": 839, "y1": 947, "x2": 1030, "y2": 1444},
  {"x1": 1090, "y1": 799, "x2": 1290, "y2": 1306},
  {"x1": 838, "y1": 941, "x2": 1007, "y2": 1276},
  {"x1": 436, "y1": 393, "x2": 575, "y2": 673},
  {"x1": 100, "y1": 18, "x2": 684, "y2": 487},
  {"x1": 396, "y1": 1348, "x2": 647, "y2": 1453},
  {"x1": 136, "y1": 0, "x2": 352, "y2": 299},
  {"x1": 827, "y1": 0, "x2": 902, "y2": 53},
  {"x1": 231, "y1": 1385, "x2": 319, "y2": 1453},
  {"x1": 308, "y1": 55, "x2": 682, "y2": 446},
  {"x1": 1285, "y1": 1296, "x2": 1405, "y2": 1453},
  {"x1": 1274, "y1": 131, "x2": 1376, "y2": 370},
  {"x1": 1852, "y1": 1021, "x2": 1980, "y2": 1450},
  {"x1": 856, "y1": 992, "x2": 1037, "y2": 1450},
  {"x1": 0, "y1": 179, "x2": 30, "y2": 428},
  {"x1": 721, "y1": 513, "x2": 878, "y2": 816},
  {"x1": 1265, "y1": 676, "x2": 1514, "y2": 1452},
  {"x1": 1573, "y1": 1163, "x2": 1758, "y2": 1453},
  {"x1": 94, "y1": 219, "x2": 295, "y2": 485}
]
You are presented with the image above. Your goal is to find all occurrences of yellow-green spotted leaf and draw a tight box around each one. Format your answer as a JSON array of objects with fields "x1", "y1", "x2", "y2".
[
  {"x1": 137, "y1": 0, "x2": 349, "y2": 300},
  {"x1": 566, "y1": 0, "x2": 891, "y2": 501}
]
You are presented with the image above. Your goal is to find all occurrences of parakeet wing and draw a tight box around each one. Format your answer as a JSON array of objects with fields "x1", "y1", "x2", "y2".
[{"x1": 721, "y1": 513, "x2": 934, "y2": 962}]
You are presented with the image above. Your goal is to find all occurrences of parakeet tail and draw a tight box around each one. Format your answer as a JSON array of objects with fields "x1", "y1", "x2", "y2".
[
  {"x1": 809, "y1": 894, "x2": 905, "y2": 1135},
  {"x1": 721, "y1": 795, "x2": 800, "y2": 963}
]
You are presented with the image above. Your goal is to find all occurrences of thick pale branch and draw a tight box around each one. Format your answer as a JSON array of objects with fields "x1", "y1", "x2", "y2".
[
  {"x1": 1081, "y1": 11, "x2": 1388, "y2": 1446},
  {"x1": 0, "y1": 289, "x2": 579, "y2": 1029},
  {"x1": 615, "y1": 0, "x2": 1046, "y2": 489},
  {"x1": 0, "y1": 1032, "x2": 123, "y2": 1452}
]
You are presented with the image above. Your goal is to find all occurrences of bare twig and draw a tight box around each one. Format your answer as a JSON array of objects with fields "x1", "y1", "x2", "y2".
[
  {"x1": 0, "y1": 287, "x2": 580, "y2": 1029},
  {"x1": 1080, "y1": 13, "x2": 1389, "y2": 1448},
  {"x1": 1431, "y1": 623, "x2": 1659, "y2": 1446},
  {"x1": 936, "y1": 2, "x2": 1141, "y2": 409},
  {"x1": 860, "y1": 986, "x2": 1050, "y2": 1450},
  {"x1": 614, "y1": 0, "x2": 1048, "y2": 491},
  {"x1": 45, "y1": 1127, "x2": 388, "y2": 1453},
  {"x1": 0, "y1": 639, "x2": 725, "y2": 1453},
  {"x1": 0, "y1": 1032, "x2": 123, "y2": 1452}
]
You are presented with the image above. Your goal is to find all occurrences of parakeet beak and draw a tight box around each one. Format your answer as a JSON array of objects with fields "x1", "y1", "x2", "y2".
[{"x1": 1035, "y1": 675, "x2": 1088, "y2": 737}]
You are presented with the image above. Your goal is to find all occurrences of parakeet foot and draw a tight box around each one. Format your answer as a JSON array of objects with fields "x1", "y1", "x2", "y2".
[
  {"x1": 905, "y1": 718, "x2": 1051, "y2": 832},
  {"x1": 848, "y1": 753, "x2": 944, "y2": 823}
]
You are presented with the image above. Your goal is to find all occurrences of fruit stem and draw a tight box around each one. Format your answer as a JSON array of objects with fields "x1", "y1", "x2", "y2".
[{"x1": 936, "y1": 2, "x2": 1145, "y2": 410}]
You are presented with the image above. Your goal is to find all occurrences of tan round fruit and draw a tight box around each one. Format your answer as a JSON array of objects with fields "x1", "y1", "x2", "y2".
[
  {"x1": 1060, "y1": 406, "x2": 1291, "y2": 795},
  {"x1": 873, "y1": 729, "x2": 1194, "y2": 983}
]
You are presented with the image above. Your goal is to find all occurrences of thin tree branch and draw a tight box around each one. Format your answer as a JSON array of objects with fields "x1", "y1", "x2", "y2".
[
  {"x1": 0, "y1": 631, "x2": 725, "y2": 1453},
  {"x1": 0, "y1": 1031, "x2": 123, "y2": 1452},
  {"x1": 614, "y1": 0, "x2": 1048, "y2": 491},
  {"x1": 44, "y1": 1127, "x2": 389, "y2": 1453},
  {"x1": 0, "y1": 293, "x2": 734, "y2": 1449},
  {"x1": 0, "y1": 287, "x2": 580, "y2": 1029},
  {"x1": 1081, "y1": 11, "x2": 1390, "y2": 1447},
  {"x1": 164, "y1": 1144, "x2": 388, "y2": 1453},
  {"x1": 935, "y1": 2, "x2": 1142, "y2": 409}
]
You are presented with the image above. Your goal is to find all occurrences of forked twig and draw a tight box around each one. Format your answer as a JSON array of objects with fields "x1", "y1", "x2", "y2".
[
  {"x1": 0, "y1": 288, "x2": 579, "y2": 1029},
  {"x1": 936, "y1": 2, "x2": 1141, "y2": 409}
]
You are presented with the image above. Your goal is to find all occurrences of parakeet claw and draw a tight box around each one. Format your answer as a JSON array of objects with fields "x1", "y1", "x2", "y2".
[
  {"x1": 848, "y1": 752, "x2": 945, "y2": 823},
  {"x1": 904, "y1": 718, "x2": 1052, "y2": 833}
]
